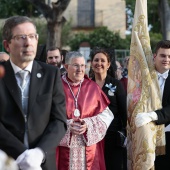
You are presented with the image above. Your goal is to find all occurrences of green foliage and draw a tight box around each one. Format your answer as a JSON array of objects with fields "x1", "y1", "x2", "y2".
[
  {"x1": 0, "y1": 0, "x2": 41, "y2": 18},
  {"x1": 150, "y1": 32, "x2": 163, "y2": 51},
  {"x1": 126, "y1": 0, "x2": 170, "y2": 33},
  {"x1": 68, "y1": 27, "x2": 131, "y2": 50},
  {"x1": 68, "y1": 33, "x2": 90, "y2": 50},
  {"x1": 68, "y1": 26, "x2": 163, "y2": 52},
  {"x1": 89, "y1": 27, "x2": 114, "y2": 48}
]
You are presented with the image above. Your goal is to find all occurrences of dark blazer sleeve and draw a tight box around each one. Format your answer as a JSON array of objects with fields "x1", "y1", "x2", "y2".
[
  {"x1": 155, "y1": 74, "x2": 170, "y2": 126},
  {"x1": 155, "y1": 105, "x2": 170, "y2": 125},
  {"x1": 0, "y1": 122, "x2": 26, "y2": 158},
  {"x1": 35, "y1": 64, "x2": 67, "y2": 154}
]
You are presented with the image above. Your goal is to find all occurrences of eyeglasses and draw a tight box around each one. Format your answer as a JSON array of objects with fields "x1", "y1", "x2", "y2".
[
  {"x1": 69, "y1": 64, "x2": 86, "y2": 69},
  {"x1": 11, "y1": 33, "x2": 38, "y2": 41}
]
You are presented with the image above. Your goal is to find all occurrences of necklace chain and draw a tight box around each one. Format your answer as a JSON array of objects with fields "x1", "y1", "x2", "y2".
[{"x1": 65, "y1": 78, "x2": 83, "y2": 109}]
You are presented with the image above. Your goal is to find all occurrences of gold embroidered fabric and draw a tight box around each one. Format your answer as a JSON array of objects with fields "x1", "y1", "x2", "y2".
[{"x1": 127, "y1": 0, "x2": 165, "y2": 169}]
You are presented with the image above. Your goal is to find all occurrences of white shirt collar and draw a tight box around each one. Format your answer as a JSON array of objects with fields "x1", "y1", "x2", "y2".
[
  {"x1": 10, "y1": 60, "x2": 33, "y2": 74},
  {"x1": 157, "y1": 70, "x2": 169, "y2": 79}
]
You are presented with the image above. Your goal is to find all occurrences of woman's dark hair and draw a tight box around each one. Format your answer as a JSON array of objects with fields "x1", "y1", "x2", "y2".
[{"x1": 89, "y1": 47, "x2": 116, "y2": 78}]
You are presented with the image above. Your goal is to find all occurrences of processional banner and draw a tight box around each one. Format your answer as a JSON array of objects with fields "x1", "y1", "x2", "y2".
[{"x1": 127, "y1": 0, "x2": 165, "y2": 169}]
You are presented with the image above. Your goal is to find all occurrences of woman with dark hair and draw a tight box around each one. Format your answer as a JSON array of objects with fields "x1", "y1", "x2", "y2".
[{"x1": 90, "y1": 48, "x2": 127, "y2": 170}]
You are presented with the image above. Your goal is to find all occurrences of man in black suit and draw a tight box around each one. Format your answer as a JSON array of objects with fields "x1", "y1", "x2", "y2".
[
  {"x1": 0, "y1": 16, "x2": 67, "y2": 170},
  {"x1": 135, "y1": 40, "x2": 170, "y2": 170},
  {"x1": 46, "y1": 47, "x2": 66, "y2": 75}
]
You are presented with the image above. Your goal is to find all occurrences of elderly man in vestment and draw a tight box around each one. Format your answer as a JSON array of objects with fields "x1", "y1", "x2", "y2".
[{"x1": 56, "y1": 51, "x2": 114, "y2": 170}]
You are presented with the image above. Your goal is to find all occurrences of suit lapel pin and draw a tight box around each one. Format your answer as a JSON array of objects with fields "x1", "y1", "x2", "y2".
[
  {"x1": 105, "y1": 83, "x2": 116, "y2": 96},
  {"x1": 37, "y1": 73, "x2": 42, "y2": 78}
]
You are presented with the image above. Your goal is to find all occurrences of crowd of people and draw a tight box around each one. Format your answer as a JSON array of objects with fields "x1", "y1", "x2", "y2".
[{"x1": 0, "y1": 15, "x2": 170, "y2": 170}]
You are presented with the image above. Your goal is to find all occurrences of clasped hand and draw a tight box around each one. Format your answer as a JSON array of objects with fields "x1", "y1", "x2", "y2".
[
  {"x1": 16, "y1": 148, "x2": 44, "y2": 170},
  {"x1": 70, "y1": 118, "x2": 87, "y2": 135}
]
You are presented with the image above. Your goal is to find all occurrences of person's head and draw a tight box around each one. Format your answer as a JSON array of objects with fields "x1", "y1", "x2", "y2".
[
  {"x1": 46, "y1": 47, "x2": 63, "y2": 68},
  {"x1": 2, "y1": 16, "x2": 38, "y2": 69},
  {"x1": 153, "y1": 40, "x2": 170, "y2": 73},
  {"x1": 61, "y1": 49, "x2": 68, "y2": 65},
  {"x1": 0, "y1": 52, "x2": 10, "y2": 62},
  {"x1": 116, "y1": 61, "x2": 123, "y2": 80},
  {"x1": 91, "y1": 49, "x2": 111, "y2": 77},
  {"x1": 123, "y1": 56, "x2": 130, "y2": 69},
  {"x1": 86, "y1": 59, "x2": 91, "y2": 68},
  {"x1": 64, "y1": 51, "x2": 85, "y2": 83}
]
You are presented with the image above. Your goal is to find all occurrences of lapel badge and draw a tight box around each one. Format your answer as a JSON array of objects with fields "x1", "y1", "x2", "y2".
[
  {"x1": 105, "y1": 83, "x2": 116, "y2": 96},
  {"x1": 37, "y1": 73, "x2": 42, "y2": 78},
  {"x1": 108, "y1": 90, "x2": 114, "y2": 96}
]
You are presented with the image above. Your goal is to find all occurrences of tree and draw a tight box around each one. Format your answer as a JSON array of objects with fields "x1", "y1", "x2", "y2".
[
  {"x1": 26, "y1": 0, "x2": 71, "y2": 49},
  {"x1": 159, "y1": 0, "x2": 170, "y2": 39},
  {"x1": 126, "y1": 0, "x2": 170, "y2": 39}
]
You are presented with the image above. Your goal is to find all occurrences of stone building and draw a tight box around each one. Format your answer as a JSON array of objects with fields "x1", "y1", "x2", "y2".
[{"x1": 46, "y1": 0, "x2": 126, "y2": 38}]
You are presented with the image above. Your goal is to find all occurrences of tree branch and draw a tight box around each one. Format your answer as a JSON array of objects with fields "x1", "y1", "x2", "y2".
[
  {"x1": 26, "y1": 0, "x2": 52, "y2": 18},
  {"x1": 52, "y1": 0, "x2": 71, "y2": 11}
]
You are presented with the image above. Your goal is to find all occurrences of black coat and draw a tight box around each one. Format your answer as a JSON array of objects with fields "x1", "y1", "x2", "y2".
[
  {"x1": 155, "y1": 71, "x2": 170, "y2": 169},
  {"x1": 155, "y1": 71, "x2": 170, "y2": 126},
  {"x1": 92, "y1": 75, "x2": 127, "y2": 131},
  {"x1": 0, "y1": 60, "x2": 67, "y2": 170}
]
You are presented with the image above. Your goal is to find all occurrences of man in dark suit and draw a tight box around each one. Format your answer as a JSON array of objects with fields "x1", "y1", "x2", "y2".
[
  {"x1": 135, "y1": 40, "x2": 170, "y2": 170},
  {"x1": 46, "y1": 47, "x2": 66, "y2": 75},
  {"x1": 0, "y1": 16, "x2": 67, "y2": 170}
]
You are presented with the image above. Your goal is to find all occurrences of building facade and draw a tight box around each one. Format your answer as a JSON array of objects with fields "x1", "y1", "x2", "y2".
[{"x1": 63, "y1": 0, "x2": 126, "y2": 38}]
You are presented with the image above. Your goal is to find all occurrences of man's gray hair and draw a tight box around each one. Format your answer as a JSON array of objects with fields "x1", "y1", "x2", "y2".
[
  {"x1": 2, "y1": 16, "x2": 37, "y2": 42},
  {"x1": 65, "y1": 51, "x2": 84, "y2": 64}
]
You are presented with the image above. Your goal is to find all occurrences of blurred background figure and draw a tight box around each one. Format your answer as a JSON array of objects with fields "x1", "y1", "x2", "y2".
[
  {"x1": 0, "y1": 52, "x2": 9, "y2": 78},
  {"x1": 115, "y1": 61, "x2": 123, "y2": 80},
  {"x1": 46, "y1": 47, "x2": 63, "y2": 67},
  {"x1": 122, "y1": 56, "x2": 129, "y2": 78},
  {"x1": 61, "y1": 49, "x2": 68, "y2": 65},
  {"x1": 91, "y1": 48, "x2": 127, "y2": 170},
  {"x1": 46, "y1": 47, "x2": 66, "y2": 75},
  {"x1": 85, "y1": 59, "x2": 91, "y2": 77},
  {"x1": 116, "y1": 60, "x2": 128, "y2": 93},
  {"x1": 0, "y1": 150, "x2": 18, "y2": 170},
  {"x1": 61, "y1": 49, "x2": 68, "y2": 74},
  {"x1": 0, "y1": 52, "x2": 9, "y2": 62}
]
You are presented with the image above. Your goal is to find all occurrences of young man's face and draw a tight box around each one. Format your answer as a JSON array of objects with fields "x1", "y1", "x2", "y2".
[
  {"x1": 46, "y1": 49, "x2": 63, "y2": 68},
  {"x1": 154, "y1": 48, "x2": 170, "y2": 73}
]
